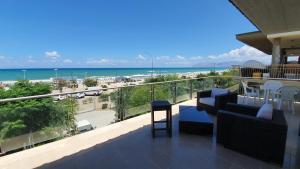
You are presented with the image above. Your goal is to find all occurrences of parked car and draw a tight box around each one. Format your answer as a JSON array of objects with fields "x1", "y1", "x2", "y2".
[
  {"x1": 85, "y1": 87, "x2": 102, "y2": 96},
  {"x1": 53, "y1": 95, "x2": 67, "y2": 101},
  {"x1": 67, "y1": 92, "x2": 85, "y2": 99},
  {"x1": 76, "y1": 120, "x2": 93, "y2": 133}
]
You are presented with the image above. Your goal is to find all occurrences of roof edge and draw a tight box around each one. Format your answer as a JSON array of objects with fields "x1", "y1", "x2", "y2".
[
  {"x1": 236, "y1": 31, "x2": 263, "y2": 37},
  {"x1": 228, "y1": 0, "x2": 261, "y2": 32}
]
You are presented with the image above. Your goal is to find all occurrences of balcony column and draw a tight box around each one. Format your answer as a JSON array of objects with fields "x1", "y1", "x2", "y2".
[{"x1": 272, "y1": 38, "x2": 281, "y2": 64}]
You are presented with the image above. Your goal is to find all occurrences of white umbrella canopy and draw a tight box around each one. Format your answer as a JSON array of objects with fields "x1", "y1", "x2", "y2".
[{"x1": 242, "y1": 60, "x2": 266, "y2": 69}]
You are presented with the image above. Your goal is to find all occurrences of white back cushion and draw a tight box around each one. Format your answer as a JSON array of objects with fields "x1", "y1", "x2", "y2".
[
  {"x1": 257, "y1": 103, "x2": 273, "y2": 120},
  {"x1": 199, "y1": 97, "x2": 215, "y2": 106},
  {"x1": 211, "y1": 88, "x2": 229, "y2": 97}
]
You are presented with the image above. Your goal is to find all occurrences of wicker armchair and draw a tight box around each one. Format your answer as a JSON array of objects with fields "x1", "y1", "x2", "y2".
[
  {"x1": 197, "y1": 89, "x2": 237, "y2": 115},
  {"x1": 217, "y1": 103, "x2": 288, "y2": 165}
]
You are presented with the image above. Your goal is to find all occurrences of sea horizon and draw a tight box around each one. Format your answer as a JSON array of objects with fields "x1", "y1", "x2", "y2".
[{"x1": 0, "y1": 67, "x2": 227, "y2": 81}]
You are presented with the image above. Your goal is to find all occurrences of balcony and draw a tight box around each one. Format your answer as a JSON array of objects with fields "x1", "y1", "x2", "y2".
[
  {"x1": 239, "y1": 64, "x2": 300, "y2": 81},
  {"x1": 0, "y1": 77, "x2": 299, "y2": 169}
]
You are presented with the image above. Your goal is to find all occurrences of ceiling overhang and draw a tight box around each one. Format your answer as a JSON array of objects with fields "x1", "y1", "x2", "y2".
[
  {"x1": 236, "y1": 31, "x2": 272, "y2": 55},
  {"x1": 230, "y1": 0, "x2": 300, "y2": 55},
  {"x1": 229, "y1": 0, "x2": 300, "y2": 35}
]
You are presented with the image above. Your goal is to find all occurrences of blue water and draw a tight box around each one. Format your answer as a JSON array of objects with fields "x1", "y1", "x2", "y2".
[{"x1": 0, "y1": 68, "x2": 226, "y2": 81}]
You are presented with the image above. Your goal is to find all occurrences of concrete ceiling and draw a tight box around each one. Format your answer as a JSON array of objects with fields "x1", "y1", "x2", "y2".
[
  {"x1": 236, "y1": 31, "x2": 272, "y2": 55},
  {"x1": 230, "y1": 0, "x2": 300, "y2": 35},
  {"x1": 236, "y1": 31, "x2": 300, "y2": 55},
  {"x1": 231, "y1": 0, "x2": 300, "y2": 55}
]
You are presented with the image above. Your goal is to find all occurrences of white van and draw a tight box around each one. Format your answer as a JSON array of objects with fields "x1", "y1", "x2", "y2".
[
  {"x1": 67, "y1": 92, "x2": 85, "y2": 99},
  {"x1": 85, "y1": 87, "x2": 102, "y2": 96},
  {"x1": 76, "y1": 120, "x2": 93, "y2": 132}
]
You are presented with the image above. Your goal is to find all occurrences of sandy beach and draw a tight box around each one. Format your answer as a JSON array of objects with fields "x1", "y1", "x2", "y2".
[{"x1": 0, "y1": 70, "x2": 228, "y2": 95}]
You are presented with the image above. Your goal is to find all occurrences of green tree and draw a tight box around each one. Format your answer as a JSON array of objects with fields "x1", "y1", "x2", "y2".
[
  {"x1": 145, "y1": 75, "x2": 180, "y2": 83},
  {"x1": 0, "y1": 80, "x2": 77, "y2": 143},
  {"x1": 54, "y1": 79, "x2": 67, "y2": 92},
  {"x1": 59, "y1": 98, "x2": 78, "y2": 134},
  {"x1": 68, "y1": 80, "x2": 78, "y2": 88},
  {"x1": 0, "y1": 120, "x2": 26, "y2": 143},
  {"x1": 222, "y1": 69, "x2": 239, "y2": 76},
  {"x1": 207, "y1": 71, "x2": 219, "y2": 76},
  {"x1": 83, "y1": 78, "x2": 98, "y2": 87},
  {"x1": 196, "y1": 73, "x2": 207, "y2": 78}
]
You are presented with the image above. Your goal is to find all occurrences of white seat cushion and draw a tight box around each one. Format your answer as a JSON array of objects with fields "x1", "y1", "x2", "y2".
[
  {"x1": 246, "y1": 93, "x2": 258, "y2": 97},
  {"x1": 199, "y1": 97, "x2": 215, "y2": 106},
  {"x1": 211, "y1": 88, "x2": 229, "y2": 97},
  {"x1": 256, "y1": 103, "x2": 273, "y2": 120}
]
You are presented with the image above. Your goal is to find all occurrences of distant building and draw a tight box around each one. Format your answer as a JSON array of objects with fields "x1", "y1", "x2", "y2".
[{"x1": 114, "y1": 76, "x2": 130, "y2": 82}]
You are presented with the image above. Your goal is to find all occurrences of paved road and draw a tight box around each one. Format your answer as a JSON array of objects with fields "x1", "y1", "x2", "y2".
[{"x1": 75, "y1": 110, "x2": 116, "y2": 129}]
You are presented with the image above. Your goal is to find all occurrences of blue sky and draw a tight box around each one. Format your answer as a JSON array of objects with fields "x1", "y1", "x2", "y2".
[{"x1": 0, "y1": 0, "x2": 271, "y2": 68}]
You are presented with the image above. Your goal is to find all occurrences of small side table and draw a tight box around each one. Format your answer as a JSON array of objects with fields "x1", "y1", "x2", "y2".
[
  {"x1": 298, "y1": 123, "x2": 300, "y2": 136},
  {"x1": 151, "y1": 100, "x2": 172, "y2": 138}
]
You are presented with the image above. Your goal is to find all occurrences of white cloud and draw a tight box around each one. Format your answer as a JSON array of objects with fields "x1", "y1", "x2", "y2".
[
  {"x1": 151, "y1": 46, "x2": 271, "y2": 67},
  {"x1": 156, "y1": 55, "x2": 170, "y2": 60},
  {"x1": 192, "y1": 45, "x2": 271, "y2": 67},
  {"x1": 63, "y1": 59, "x2": 73, "y2": 63},
  {"x1": 85, "y1": 58, "x2": 130, "y2": 66},
  {"x1": 176, "y1": 55, "x2": 185, "y2": 60},
  {"x1": 137, "y1": 54, "x2": 146, "y2": 60},
  {"x1": 27, "y1": 56, "x2": 36, "y2": 63},
  {"x1": 45, "y1": 51, "x2": 60, "y2": 59},
  {"x1": 207, "y1": 55, "x2": 217, "y2": 59},
  {"x1": 155, "y1": 55, "x2": 190, "y2": 65},
  {"x1": 0, "y1": 56, "x2": 5, "y2": 59},
  {"x1": 86, "y1": 58, "x2": 110, "y2": 64}
]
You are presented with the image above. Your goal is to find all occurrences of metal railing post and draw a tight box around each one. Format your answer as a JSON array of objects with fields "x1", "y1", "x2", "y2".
[
  {"x1": 93, "y1": 96, "x2": 96, "y2": 111},
  {"x1": 150, "y1": 84, "x2": 154, "y2": 101},
  {"x1": 116, "y1": 88, "x2": 121, "y2": 120},
  {"x1": 239, "y1": 77, "x2": 243, "y2": 95},
  {"x1": 117, "y1": 87, "x2": 124, "y2": 121},
  {"x1": 173, "y1": 82, "x2": 177, "y2": 103},
  {"x1": 189, "y1": 80, "x2": 193, "y2": 99}
]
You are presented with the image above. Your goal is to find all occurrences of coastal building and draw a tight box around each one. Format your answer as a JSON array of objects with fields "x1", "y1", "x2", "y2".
[{"x1": 231, "y1": 0, "x2": 300, "y2": 79}]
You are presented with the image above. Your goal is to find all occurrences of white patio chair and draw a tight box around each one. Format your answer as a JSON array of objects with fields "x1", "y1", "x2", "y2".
[
  {"x1": 277, "y1": 86, "x2": 300, "y2": 114},
  {"x1": 241, "y1": 81, "x2": 259, "y2": 105},
  {"x1": 262, "y1": 80, "x2": 283, "y2": 105}
]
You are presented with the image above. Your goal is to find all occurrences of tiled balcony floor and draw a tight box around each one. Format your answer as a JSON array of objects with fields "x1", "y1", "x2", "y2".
[{"x1": 0, "y1": 99, "x2": 299, "y2": 169}]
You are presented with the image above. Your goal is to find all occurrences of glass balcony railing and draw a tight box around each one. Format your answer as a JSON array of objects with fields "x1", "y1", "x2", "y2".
[
  {"x1": 175, "y1": 80, "x2": 190, "y2": 103},
  {"x1": 239, "y1": 65, "x2": 300, "y2": 80},
  {"x1": 122, "y1": 84, "x2": 152, "y2": 119},
  {"x1": 0, "y1": 76, "x2": 239, "y2": 155}
]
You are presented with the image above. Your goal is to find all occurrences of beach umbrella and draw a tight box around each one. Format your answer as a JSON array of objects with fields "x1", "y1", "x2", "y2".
[{"x1": 242, "y1": 60, "x2": 266, "y2": 69}]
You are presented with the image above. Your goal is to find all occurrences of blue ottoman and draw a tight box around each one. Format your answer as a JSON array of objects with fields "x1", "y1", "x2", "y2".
[{"x1": 179, "y1": 105, "x2": 213, "y2": 135}]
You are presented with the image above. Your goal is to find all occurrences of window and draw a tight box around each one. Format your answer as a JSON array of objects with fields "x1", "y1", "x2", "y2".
[{"x1": 286, "y1": 56, "x2": 299, "y2": 64}]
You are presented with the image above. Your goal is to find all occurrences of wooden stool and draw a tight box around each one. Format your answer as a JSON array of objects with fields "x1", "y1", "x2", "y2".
[{"x1": 151, "y1": 100, "x2": 172, "y2": 138}]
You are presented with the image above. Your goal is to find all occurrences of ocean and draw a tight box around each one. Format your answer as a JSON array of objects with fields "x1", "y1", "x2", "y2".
[{"x1": 0, "y1": 67, "x2": 227, "y2": 81}]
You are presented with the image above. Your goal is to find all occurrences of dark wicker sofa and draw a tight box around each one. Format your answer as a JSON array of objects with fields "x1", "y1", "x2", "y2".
[
  {"x1": 217, "y1": 103, "x2": 288, "y2": 165},
  {"x1": 196, "y1": 89, "x2": 237, "y2": 115}
]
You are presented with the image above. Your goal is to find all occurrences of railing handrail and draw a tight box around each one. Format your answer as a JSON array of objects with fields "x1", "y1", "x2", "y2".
[
  {"x1": 240, "y1": 77, "x2": 300, "y2": 81},
  {"x1": 239, "y1": 66, "x2": 300, "y2": 81},
  {"x1": 0, "y1": 76, "x2": 239, "y2": 103}
]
